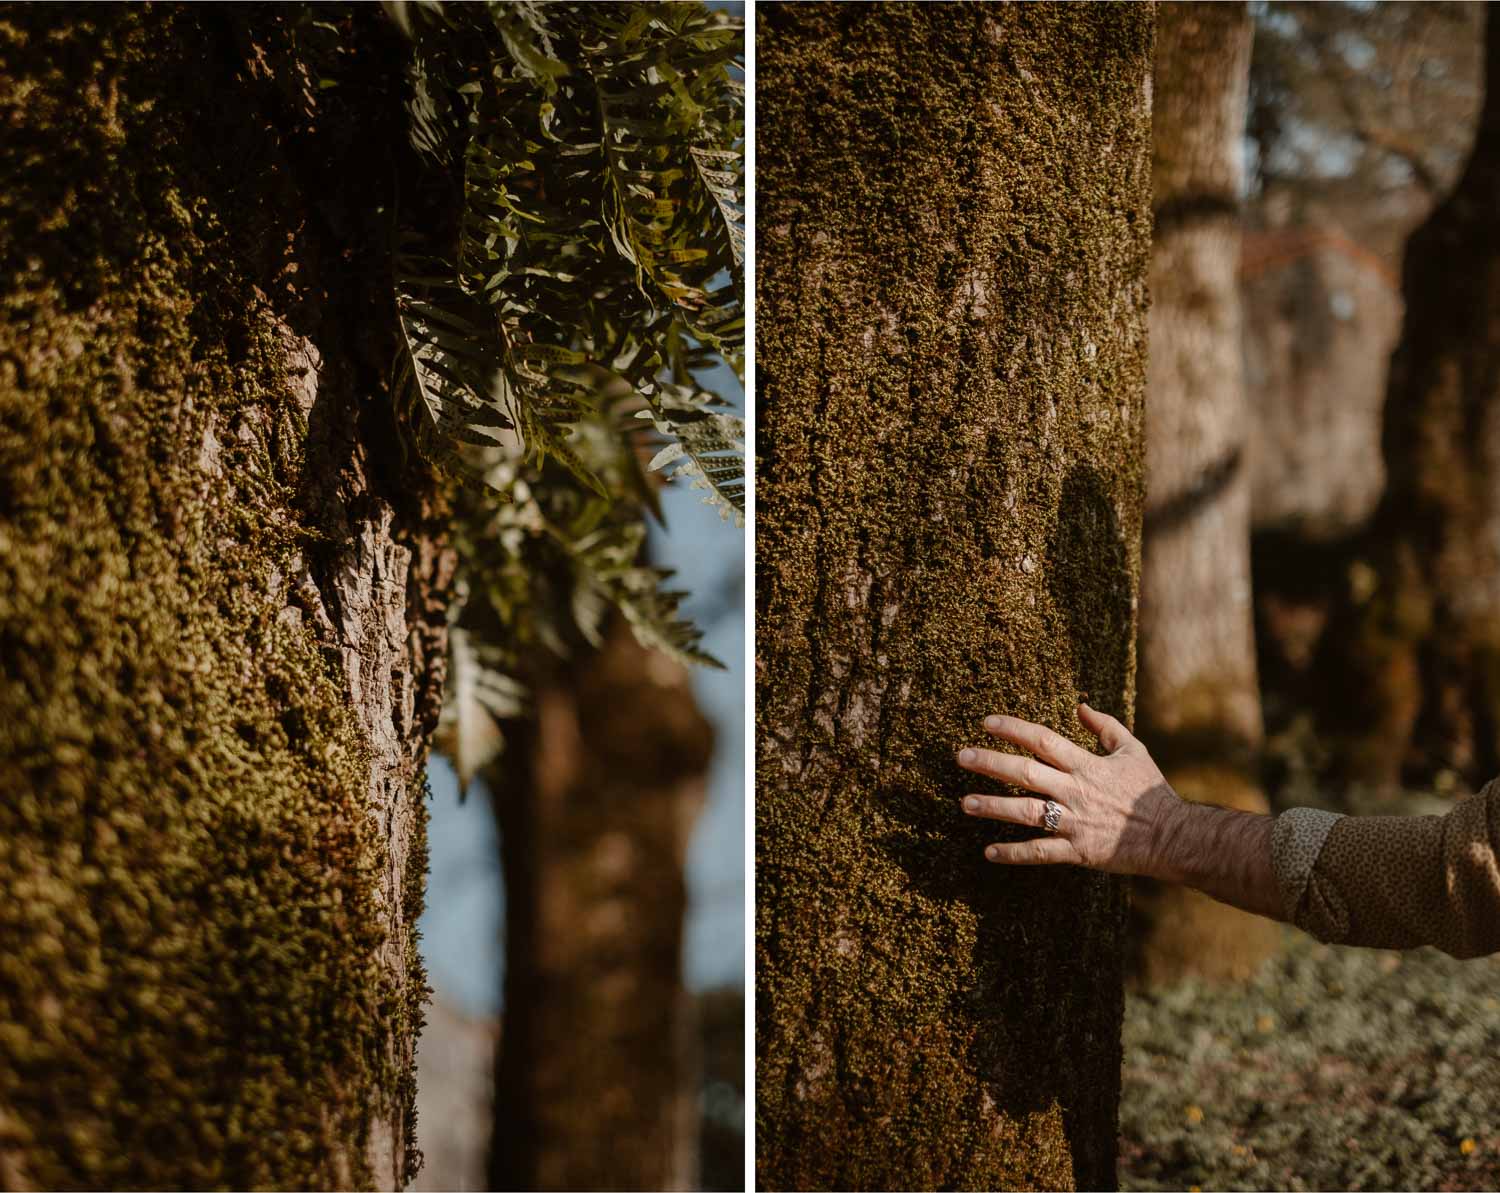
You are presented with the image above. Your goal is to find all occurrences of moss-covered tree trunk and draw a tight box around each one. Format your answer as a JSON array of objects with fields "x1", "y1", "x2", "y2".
[
  {"x1": 1131, "y1": 1, "x2": 1279, "y2": 986},
  {"x1": 756, "y1": 4, "x2": 1152, "y2": 1188},
  {"x1": 1318, "y1": 10, "x2": 1500, "y2": 794},
  {"x1": 488, "y1": 619, "x2": 712, "y2": 1191},
  {"x1": 0, "y1": 8, "x2": 448, "y2": 1189}
]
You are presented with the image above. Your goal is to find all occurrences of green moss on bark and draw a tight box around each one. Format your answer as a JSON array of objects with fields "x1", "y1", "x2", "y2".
[
  {"x1": 0, "y1": 8, "x2": 432, "y2": 1188},
  {"x1": 756, "y1": 3, "x2": 1152, "y2": 1188}
]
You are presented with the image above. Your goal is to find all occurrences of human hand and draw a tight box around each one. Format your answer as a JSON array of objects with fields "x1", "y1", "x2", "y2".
[{"x1": 955, "y1": 703, "x2": 1182, "y2": 878}]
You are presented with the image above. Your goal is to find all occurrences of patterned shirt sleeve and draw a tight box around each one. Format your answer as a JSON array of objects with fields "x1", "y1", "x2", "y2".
[{"x1": 1270, "y1": 777, "x2": 1500, "y2": 959}]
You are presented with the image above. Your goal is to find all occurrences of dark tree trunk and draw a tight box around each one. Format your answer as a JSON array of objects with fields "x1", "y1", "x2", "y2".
[
  {"x1": 756, "y1": 4, "x2": 1152, "y2": 1188},
  {"x1": 695, "y1": 987, "x2": 746, "y2": 1192},
  {"x1": 488, "y1": 619, "x2": 713, "y2": 1191},
  {"x1": 0, "y1": 8, "x2": 448, "y2": 1189},
  {"x1": 1318, "y1": 10, "x2": 1500, "y2": 794},
  {"x1": 1132, "y1": 1, "x2": 1280, "y2": 986}
]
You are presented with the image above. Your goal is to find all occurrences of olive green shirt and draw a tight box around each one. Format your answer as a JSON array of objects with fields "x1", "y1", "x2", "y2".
[{"x1": 1272, "y1": 778, "x2": 1500, "y2": 959}]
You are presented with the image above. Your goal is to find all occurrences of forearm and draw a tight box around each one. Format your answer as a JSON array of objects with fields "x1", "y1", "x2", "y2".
[
  {"x1": 1150, "y1": 797, "x2": 1283, "y2": 921},
  {"x1": 957, "y1": 705, "x2": 1500, "y2": 956}
]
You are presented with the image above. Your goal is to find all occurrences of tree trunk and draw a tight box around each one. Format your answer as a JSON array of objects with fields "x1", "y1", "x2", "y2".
[
  {"x1": 756, "y1": 4, "x2": 1152, "y2": 1188},
  {"x1": 0, "y1": 8, "x2": 448, "y2": 1189},
  {"x1": 1132, "y1": 1, "x2": 1280, "y2": 986},
  {"x1": 695, "y1": 987, "x2": 746, "y2": 1193},
  {"x1": 1318, "y1": 10, "x2": 1500, "y2": 794},
  {"x1": 488, "y1": 619, "x2": 713, "y2": 1191},
  {"x1": 1243, "y1": 226, "x2": 1404, "y2": 769}
]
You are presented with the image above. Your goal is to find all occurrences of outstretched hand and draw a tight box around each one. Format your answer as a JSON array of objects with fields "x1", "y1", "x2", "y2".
[{"x1": 955, "y1": 703, "x2": 1182, "y2": 878}]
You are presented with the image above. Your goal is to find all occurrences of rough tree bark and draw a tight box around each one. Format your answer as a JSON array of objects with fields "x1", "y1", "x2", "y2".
[
  {"x1": 1132, "y1": 1, "x2": 1280, "y2": 985},
  {"x1": 487, "y1": 619, "x2": 712, "y2": 1192},
  {"x1": 0, "y1": 9, "x2": 448, "y2": 1189},
  {"x1": 1318, "y1": 9, "x2": 1500, "y2": 793},
  {"x1": 756, "y1": 4, "x2": 1152, "y2": 1188}
]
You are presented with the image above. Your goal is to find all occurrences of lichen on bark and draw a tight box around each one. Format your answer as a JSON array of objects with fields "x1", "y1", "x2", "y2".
[
  {"x1": 756, "y1": 3, "x2": 1152, "y2": 1188},
  {"x1": 0, "y1": 8, "x2": 446, "y2": 1189}
]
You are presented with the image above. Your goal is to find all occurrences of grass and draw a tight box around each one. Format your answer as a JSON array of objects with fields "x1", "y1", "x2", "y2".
[{"x1": 1119, "y1": 925, "x2": 1500, "y2": 1190}]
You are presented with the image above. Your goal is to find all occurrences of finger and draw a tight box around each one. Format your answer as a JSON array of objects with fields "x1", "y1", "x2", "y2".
[
  {"x1": 982, "y1": 714, "x2": 1091, "y2": 772},
  {"x1": 956, "y1": 747, "x2": 1068, "y2": 797},
  {"x1": 985, "y1": 837, "x2": 1081, "y2": 866},
  {"x1": 1077, "y1": 702, "x2": 1133, "y2": 753},
  {"x1": 961, "y1": 794, "x2": 1050, "y2": 828}
]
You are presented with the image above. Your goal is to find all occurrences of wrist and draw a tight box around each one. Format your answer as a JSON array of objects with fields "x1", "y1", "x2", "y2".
[{"x1": 1145, "y1": 785, "x2": 1192, "y2": 884}]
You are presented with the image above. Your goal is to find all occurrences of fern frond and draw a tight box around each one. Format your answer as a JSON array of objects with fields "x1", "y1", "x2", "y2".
[
  {"x1": 586, "y1": 7, "x2": 744, "y2": 368},
  {"x1": 394, "y1": 241, "x2": 608, "y2": 496},
  {"x1": 690, "y1": 145, "x2": 744, "y2": 270},
  {"x1": 436, "y1": 626, "x2": 527, "y2": 795},
  {"x1": 382, "y1": 0, "x2": 446, "y2": 42},
  {"x1": 488, "y1": 1, "x2": 569, "y2": 92},
  {"x1": 568, "y1": 520, "x2": 723, "y2": 670},
  {"x1": 643, "y1": 411, "x2": 745, "y2": 525},
  {"x1": 392, "y1": 253, "x2": 514, "y2": 489},
  {"x1": 386, "y1": 1, "x2": 744, "y2": 780}
]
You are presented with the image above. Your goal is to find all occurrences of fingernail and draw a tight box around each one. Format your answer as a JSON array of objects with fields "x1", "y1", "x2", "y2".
[
  {"x1": 986, "y1": 846, "x2": 1000, "y2": 861},
  {"x1": 964, "y1": 797, "x2": 980, "y2": 812},
  {"x1": 958, "y1": 748, "x2": 976, "y2": 765},
  {"x1": 983, "y1": 715, "x2": 1002, "y2": 731}
]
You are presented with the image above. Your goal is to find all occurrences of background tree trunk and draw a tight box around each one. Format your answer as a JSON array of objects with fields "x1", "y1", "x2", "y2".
[
  {"x1": 694, "y1": 987, "x2": 747, "y2": 1192},
  {"x1": 1131, "y1": 1, "x2": 1281, "y2": 986},
  {"x1": 0, "y1": 8, "x2": 447, "y2": 1189},
  {"x1": 756, "y1": 4, "x2": 1152, "y2": 1188},
  {"x1": 1318, "y1": 9, "x2": 1500, "y2": 793},
  {"x1": 487, "y1": 619, "x2": 713, "y2": 1191},
  {"x1": 1233, "y1": 2, "x2": 1484, "y2": 804}
]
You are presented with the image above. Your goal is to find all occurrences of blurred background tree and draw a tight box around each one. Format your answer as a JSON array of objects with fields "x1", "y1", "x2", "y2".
[
  {"x1": 1132, "y1": 0, "x2": 1282, "y2": 987},
  {"x1": 1310, "y1": 8, "x2": 1500, "y2": 796},
  {"x1": 1122, "y1": 4, "x2": 1500, "y2": 1189},
  {"x1": 411, "y1": 480, "x2": 744, "y2": 1188},
  {"x1": 485, "y1": 620, "x2": 714, "y2": 1191},
  {"x1": 1240, "y1": 1, "x2": 1486, "y2": 799}
]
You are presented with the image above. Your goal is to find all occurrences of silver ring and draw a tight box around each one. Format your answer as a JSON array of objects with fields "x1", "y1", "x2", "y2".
[{"x1": 1041, "y1": 800, "x2": 1064, "y2": 834}]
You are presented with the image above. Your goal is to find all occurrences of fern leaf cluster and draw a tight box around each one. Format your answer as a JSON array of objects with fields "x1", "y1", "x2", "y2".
[{"x1": 387, "y1": 1, "x2": 744, "y2": 790}]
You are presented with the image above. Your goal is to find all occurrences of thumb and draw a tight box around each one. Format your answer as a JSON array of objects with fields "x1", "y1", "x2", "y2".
[{"x1": 1077, "y1": 702, "x2": 1132, "y2": 753}]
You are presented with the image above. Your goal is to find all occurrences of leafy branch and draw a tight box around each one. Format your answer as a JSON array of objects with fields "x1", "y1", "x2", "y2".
[{"x1": 385, "y1": 1, "x2": 744, "y2": 791}]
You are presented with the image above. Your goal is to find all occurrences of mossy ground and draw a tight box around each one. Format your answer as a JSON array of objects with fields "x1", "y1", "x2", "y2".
[{"x1": 1120, "y1": 792, "x2": 1500, "y2": 1192}]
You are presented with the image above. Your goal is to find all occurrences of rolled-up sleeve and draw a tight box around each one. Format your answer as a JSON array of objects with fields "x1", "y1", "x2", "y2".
[{"x1": 1270, "y1": 778, "x2": 1500, "y2": 959}]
